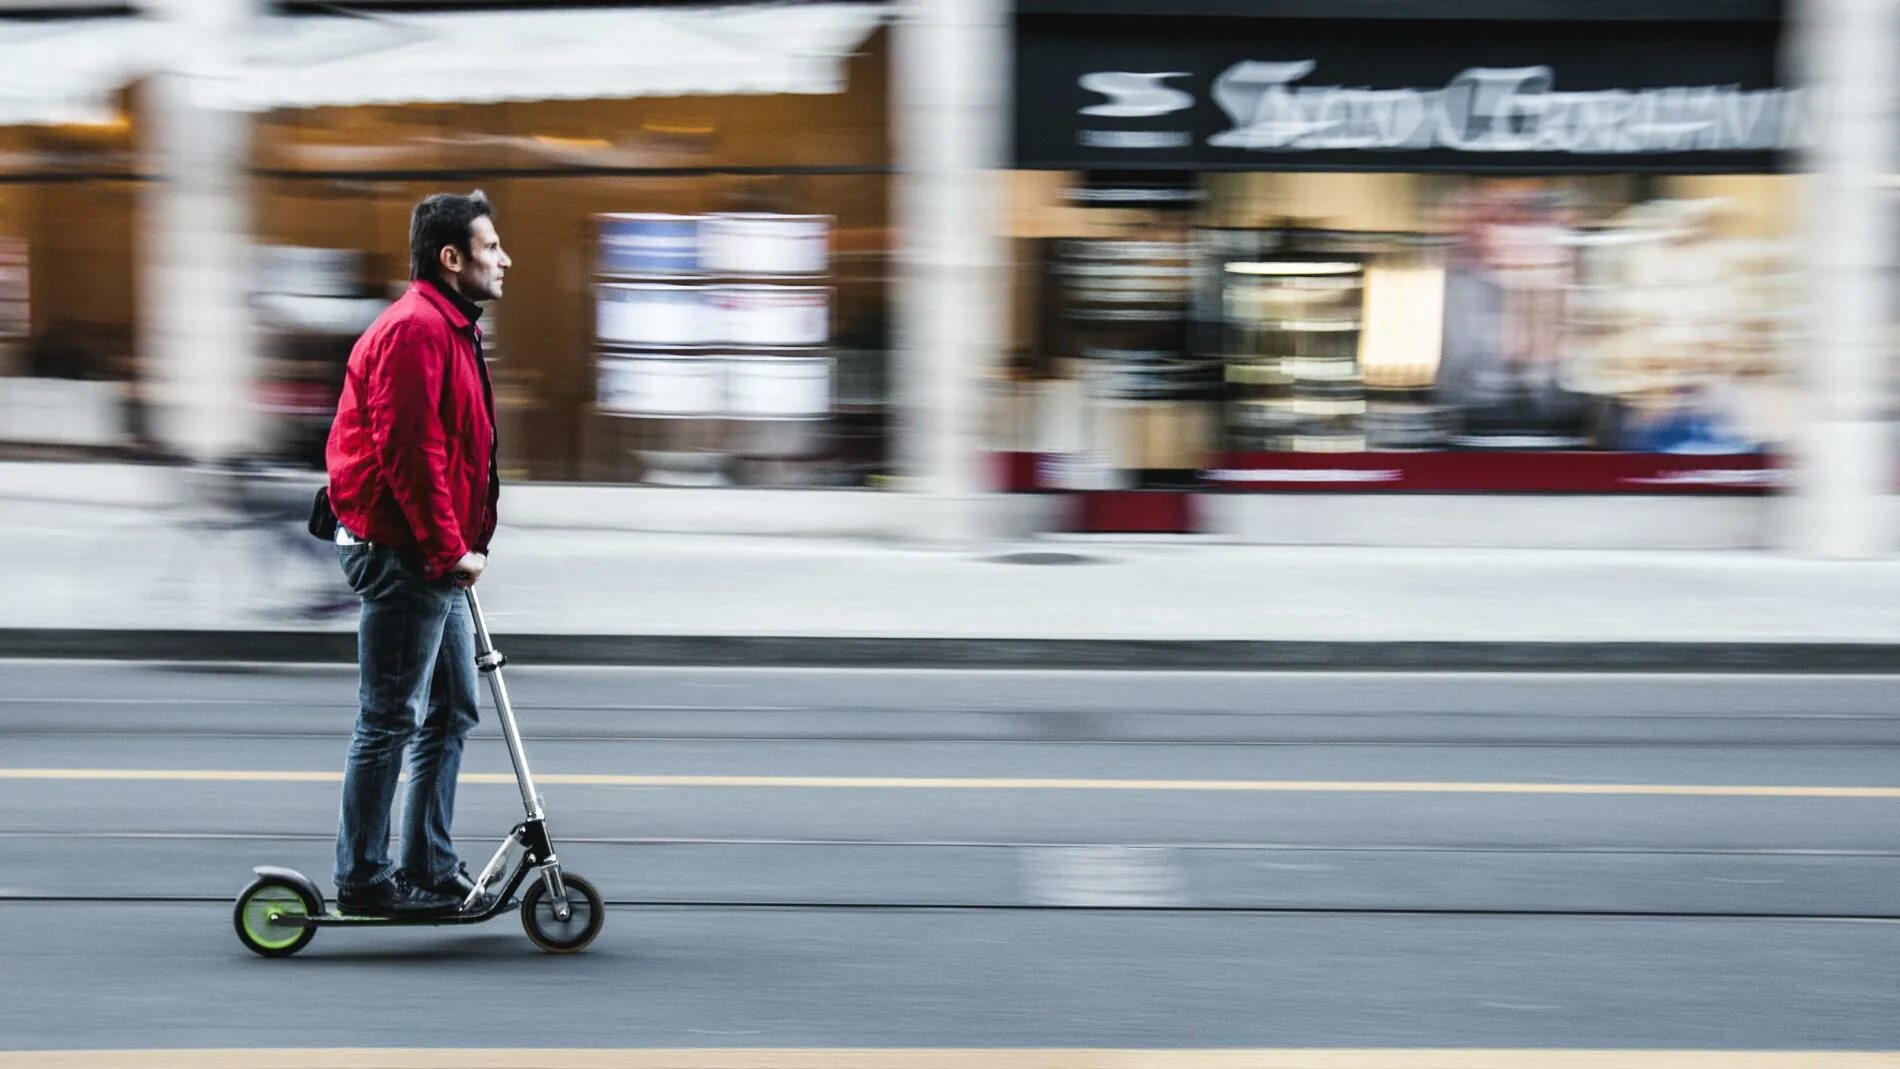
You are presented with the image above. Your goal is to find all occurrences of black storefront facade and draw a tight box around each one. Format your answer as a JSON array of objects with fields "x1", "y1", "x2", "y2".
[{"x1": 1003, "y1": 0, "x2": 1800, "y2": 534}]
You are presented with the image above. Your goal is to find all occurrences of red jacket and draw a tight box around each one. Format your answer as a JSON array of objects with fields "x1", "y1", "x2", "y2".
[{"x1": 326, "y1": 280, "x2": 498, "y2": 582}]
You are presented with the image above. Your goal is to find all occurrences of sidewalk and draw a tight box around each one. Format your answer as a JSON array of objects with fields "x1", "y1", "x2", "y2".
[{"x1": 5, "y1": 493, "x2": 1900, "y2": 670}]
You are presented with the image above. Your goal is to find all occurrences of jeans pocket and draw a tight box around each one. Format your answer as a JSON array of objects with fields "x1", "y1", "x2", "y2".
[{"x1": 337, "y1": 542, "x2": 375, "y2": 596}]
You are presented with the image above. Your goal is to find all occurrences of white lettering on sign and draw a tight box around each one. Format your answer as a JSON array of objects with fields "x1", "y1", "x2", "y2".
[
  {"x1": 1201, "y1": 468, "x2": 1404, "y2": 483},
  {"x1": 1194, "y1": 62, "x2": 1802, "y2": 154},
  {"x1": 1625, "y1": 468, "x2": 1786, "y2": 488},
  {"x1": 1080, "y1": 129, "x2": 1194, "y2": 149}
]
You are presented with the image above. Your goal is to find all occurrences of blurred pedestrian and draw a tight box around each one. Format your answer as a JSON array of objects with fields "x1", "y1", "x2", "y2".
[{"x1": 321, "y1": 190, "x2": 510, "y2": 916}]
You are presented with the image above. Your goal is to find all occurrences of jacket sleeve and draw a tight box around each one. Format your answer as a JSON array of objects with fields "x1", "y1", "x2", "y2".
[{"x1": 364, "y1": 319, "x2": 467, "y2": 580}]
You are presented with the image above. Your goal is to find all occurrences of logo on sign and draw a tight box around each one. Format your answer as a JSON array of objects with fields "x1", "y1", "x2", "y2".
[{"x1": 1079, "y1": 71, "x2": 1195, "y2": 118}]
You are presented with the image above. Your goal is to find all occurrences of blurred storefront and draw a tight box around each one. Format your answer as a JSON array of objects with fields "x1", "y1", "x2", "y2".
[
  {"x1": 0, "y1": 11, "x2": 156, "y2": 460},
  {"x1": 0, "y1": 1, "x2": 895, "y2": 498},
  {"x1": 1002, "y1": 0, "x2": 1819, "y2": 540},
  {"x1": 244, "y1": 2, "x2": 892, "y2": 488}
]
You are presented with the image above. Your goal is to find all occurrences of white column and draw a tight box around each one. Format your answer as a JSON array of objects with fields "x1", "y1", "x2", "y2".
[
  {"x1": 139, "y1": 0, "x2": 260, "y2": 464},
  {"x1": 891, "y1": 0, "x2": 1011, "y2": 544},
  {"x1": 1781, "y1": 0, "x2": 1898, "y2": 557}
]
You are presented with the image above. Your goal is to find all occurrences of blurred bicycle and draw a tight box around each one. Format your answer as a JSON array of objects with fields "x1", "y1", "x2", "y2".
[{"x1": 162, "y1": 456, "x2": 356, "y2": 621}]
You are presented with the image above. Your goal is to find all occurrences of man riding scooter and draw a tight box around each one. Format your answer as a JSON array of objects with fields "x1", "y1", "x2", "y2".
[{"x1": 322, "y1": 191, "x2": 509, "y2": 917}]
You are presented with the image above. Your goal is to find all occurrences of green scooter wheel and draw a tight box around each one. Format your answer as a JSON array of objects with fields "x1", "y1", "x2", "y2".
[{"x1": 234, "y1": 876, "x2": 319, "y2": 958}]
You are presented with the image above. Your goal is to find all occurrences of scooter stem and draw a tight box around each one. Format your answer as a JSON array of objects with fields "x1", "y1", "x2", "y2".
[{"x1": 465, "y1": 587, "x2": 544, "y2": 821}]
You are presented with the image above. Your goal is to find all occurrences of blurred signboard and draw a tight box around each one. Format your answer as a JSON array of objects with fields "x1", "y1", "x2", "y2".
[
  {"x1": 1014, "y1": 0, "x2": 1780, "y2": 19},
  {"x1": 1016, "y1": 16, "x2": 1792, "y2": 172}
]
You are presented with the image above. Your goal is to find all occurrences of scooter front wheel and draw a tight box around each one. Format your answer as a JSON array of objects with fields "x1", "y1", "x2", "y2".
[
  {"x1": 521, "y1": 872, "x2": 604, "y2": 954},
  {"x1": 234, "y1": 876, "x2": 318, "y2": 958}
]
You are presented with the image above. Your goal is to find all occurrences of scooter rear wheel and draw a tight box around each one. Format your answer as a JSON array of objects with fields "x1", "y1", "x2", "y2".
[
  {"x1": 521, "y1": 872, "x2": 604, "y2": 954},
  {"x1": 234, "y1": 876, "x2": 319, "y2": 958}
]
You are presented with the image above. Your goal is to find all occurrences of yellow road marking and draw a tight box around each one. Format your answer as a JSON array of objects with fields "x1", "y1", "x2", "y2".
[
  {"x1": 1, "y1": 768, "x2": 1899, "y2": 797},
  {"x1": 4, "y1": 1050, "x2": 1898, "y2": 1069}
]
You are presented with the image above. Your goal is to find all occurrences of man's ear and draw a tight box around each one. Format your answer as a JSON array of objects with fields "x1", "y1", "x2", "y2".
[{"x1": 438, "y1": 244, "x2": 463, "y2": 272}]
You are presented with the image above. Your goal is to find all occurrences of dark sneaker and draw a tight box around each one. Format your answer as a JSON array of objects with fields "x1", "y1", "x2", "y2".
[
  {"x1": 336, "y1": 873, "x2": 459, "y2": 917},
  {"x1": 410, "y1": 863, "x2": 490, "y2": 911}
]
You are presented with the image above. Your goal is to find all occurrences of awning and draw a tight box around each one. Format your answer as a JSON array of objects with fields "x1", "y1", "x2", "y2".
[
  {"x1": 0, "y1": 4, "x2": 886, "y2": 126},
  {"x1": 0, "y1": 17, "x2": 162, "y2": 126},
  {"x1": 232, "y1": 3, "x2": 890, "y2": 111}
]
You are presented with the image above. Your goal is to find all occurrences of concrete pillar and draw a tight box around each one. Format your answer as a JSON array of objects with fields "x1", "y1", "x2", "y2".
[
  {"x1": 138, "y1": 0, "x2": 260, "y2": 464},
  {"x1": 1781, "y1": 0, "x2": 1898, "y2": 557},
  {"x1": 891, "y1": 0, "x2": 1011, "y2": 544}
]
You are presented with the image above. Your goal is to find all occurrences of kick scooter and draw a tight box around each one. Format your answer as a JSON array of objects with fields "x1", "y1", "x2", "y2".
[{"x1": 233, "y1": 587, "x2": 604, "y2": 956}]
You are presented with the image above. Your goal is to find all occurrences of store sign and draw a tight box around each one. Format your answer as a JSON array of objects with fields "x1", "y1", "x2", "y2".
[
  {"x1": 1018, "y1": 19, "x2": 1794, "y2": 171},
  {"x1": 1199, "y1": 62, "x2": 1798, "y2": 155}
]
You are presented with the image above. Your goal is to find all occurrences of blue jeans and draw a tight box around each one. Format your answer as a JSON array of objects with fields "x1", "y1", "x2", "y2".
[{"x1": 333, "y1": 541, "x2": 480, "y2": 893}]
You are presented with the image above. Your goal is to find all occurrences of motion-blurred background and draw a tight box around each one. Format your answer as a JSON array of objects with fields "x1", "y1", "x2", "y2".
[{"x1": 0, "y1": 0, "x2": 1891, "y2": 562}]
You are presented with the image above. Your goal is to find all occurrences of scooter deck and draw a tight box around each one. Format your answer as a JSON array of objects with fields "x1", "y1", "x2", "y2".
[{"x1": 289, "y1": 897, "x2": 521, "y2": 928}]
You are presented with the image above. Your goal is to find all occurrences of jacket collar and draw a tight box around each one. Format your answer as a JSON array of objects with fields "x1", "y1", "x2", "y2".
[{"x1": 410, "y1": 277, "x2": 483, "y2": 334}]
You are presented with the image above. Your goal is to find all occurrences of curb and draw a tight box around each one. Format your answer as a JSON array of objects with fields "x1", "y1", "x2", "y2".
[{"x1": 2, "y1": 630, "x2": 1896, "y2": 672}]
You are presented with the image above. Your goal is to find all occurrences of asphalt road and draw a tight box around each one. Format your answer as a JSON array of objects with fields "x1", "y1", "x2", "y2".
[{"x1": 3, "y1": 662, "x2": 1898, "y2": 1053}]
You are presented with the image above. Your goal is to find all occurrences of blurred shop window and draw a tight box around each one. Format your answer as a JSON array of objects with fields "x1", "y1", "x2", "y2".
[
  {"x1": 1006, "y1": 171, "x2": 1800, "y2": 492},
  {"x1": 0, "y1": 237, "x2": 26, "y2": 341},
  {"x1": 0, "y1": 233, "x2": 137, "y2": 459},
  {"x1": 1558, "y1": 200, "x2": 1798, "y2": 454},
  {"x1": 247, "y1": 13, "x2": 893, "y2": 487},
  {"x1": 0, "y1": 108, "x2": 147, "y2": 460}
]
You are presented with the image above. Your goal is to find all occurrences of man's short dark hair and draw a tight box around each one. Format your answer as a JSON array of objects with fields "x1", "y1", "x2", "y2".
[{"x1": 410, "y1": 190, "x2": 493, "y2": 280}]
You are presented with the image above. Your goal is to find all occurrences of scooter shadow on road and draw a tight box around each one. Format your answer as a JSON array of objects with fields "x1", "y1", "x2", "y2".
[{"x1": 231, "y1": 931, "x2": 624, "y2": 965}]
